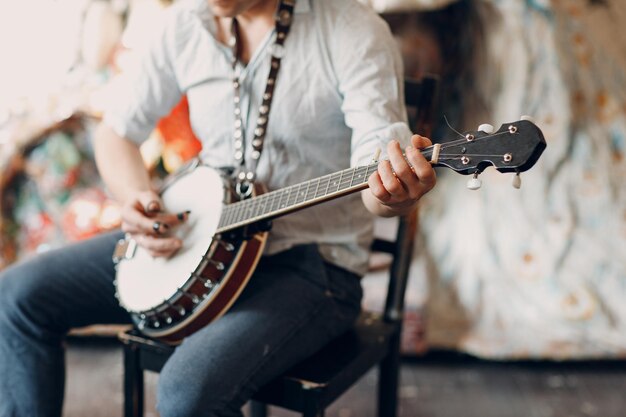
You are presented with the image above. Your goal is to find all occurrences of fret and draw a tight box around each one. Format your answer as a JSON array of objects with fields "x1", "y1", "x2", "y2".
[
  {"x1": 267, "y1": 190, "x2": 279, "y2": 214},
  {"x1": 365, "y1": 164, "x2": 377, "y2": 180},
  {"x1": 274, "y1": 189, "x2": 287, "y2": 212},
  {"x1": 248, "y1": 198, "x2": 259, "y2": 221},
  {"x1": 325, "y1": 173, "x2": 336, "y2": 196},
  {"x1": 228, "y1": 204, "x2": 237, "y2": 225},
  {"x1": 242, "y1": 200, "x2": 253, "y2": 223},
  {"x1": 248, "y1": 196, "x2": 260, "y2": 220},
  {"x1": 237, "y1": 200, "x2": 249, "y2": 224},
  {"x1": 293, "y1": 182, "x2": 304, "y2": 204},
  {"x1": 225, "y1": 203, "x2": 235, "y2": 227},
  {"x1": 255, "y1": 198, "x2": 265, "y2": 220},
  {"x1": 348, "y1": 167, "x2": 357, "y2": 188},
  {"x1": 289, "y1": 183, "x2": 301, "y2": 206},
  {"x1": 257, "y1": 194, "x2": 270, "y2": 217},
  {"x1": 282, "y1": 185, "x2": 293, "y2": 208},
  {"x1": 296, "y1": 183, "x2": 305, "y2": 204},
  {"x1": 318, "y1": 175, "x2": 330, "y2": 198},
  {"x1": 230, "y1": 202, "x2": 241, "y2": 226},
  {"x1": 336, "y1": 170, "x2": 344, "y2": 193},
  {"x1": 339, "y1": 167, "x2": 353, "y2": 190},
  {"x1": 335, "y1": 172, "x2": 343, "y2": 192},
  {"x1": 369, "y1": 163, "x2": 377, "y2": 177},
  {"x1": 355, "y1": 166, "x2": 369, "y2": 185},
  {"x1": 287, "y1": 186, "x2": 296, "y2": 206},
  {"x1": 221, "y1": 205, "x2": 233, "y2": 228},
  {"x1": 259, "y1": 195, "x2": 270, "y2": 217},
  {"x1": 278, "y1": 188, "x2": 290, "y2": 210},
  {"x1": 302, "y1": 179, "x2": 313, "y2": 203},
  {"x1": 313, "y1": 177, "x2": 321, "y2": 200}
]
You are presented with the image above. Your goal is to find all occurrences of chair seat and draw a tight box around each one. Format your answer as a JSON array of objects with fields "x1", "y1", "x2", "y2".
[
  {"x1": 119, "y1": 311, "x2": 398, "y2": 413},
  {"x1": 253, "y1": 311, "x2": 397, "y2": 413}
]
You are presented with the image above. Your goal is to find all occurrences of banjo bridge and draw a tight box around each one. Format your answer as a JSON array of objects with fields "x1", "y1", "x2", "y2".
[{"x1": 113, "y1": 237, "x2": 137, "y2": 264}]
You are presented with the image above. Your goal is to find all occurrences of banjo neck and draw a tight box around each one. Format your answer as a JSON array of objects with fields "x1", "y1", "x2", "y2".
[
  {"x1": 216, "y1": 161, "x2": 382, "y2": 234},
  {"x1": 216, "y1": 143, "x2": 445, "y2": 234}
]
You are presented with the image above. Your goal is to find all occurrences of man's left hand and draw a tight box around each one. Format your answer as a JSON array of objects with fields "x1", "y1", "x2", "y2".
[{"x1": 364, "y1": 134, "x2": 436, "y2": 217}]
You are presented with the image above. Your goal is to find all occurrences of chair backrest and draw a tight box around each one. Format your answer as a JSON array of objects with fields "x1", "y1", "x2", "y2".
[{"x1": 371, "y1": 76, "x2": 439, "y2": 323}]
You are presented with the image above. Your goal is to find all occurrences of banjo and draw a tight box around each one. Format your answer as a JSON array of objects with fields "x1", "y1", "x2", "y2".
[{"x1": 113, "y1": 119, "x2": 546, "y2": 343}]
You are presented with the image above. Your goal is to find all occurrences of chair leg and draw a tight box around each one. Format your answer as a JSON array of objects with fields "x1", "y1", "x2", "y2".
[
  {"x1": 378, "y1": 330, "x2": 401, "y2": 417},
  {"x1": 301, "y1": 395, "x2": 325, "y2": 417},
  {"x1": 123, "y1": 343, "x2": 145, "y2": 417},
  {"x1": 250, "y1": 400, "x2": 268, "y2": 417}
]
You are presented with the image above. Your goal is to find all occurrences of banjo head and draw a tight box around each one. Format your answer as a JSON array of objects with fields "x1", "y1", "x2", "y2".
[{"x1": 116, "y1": 164, "x2": 226, "y2": 313}]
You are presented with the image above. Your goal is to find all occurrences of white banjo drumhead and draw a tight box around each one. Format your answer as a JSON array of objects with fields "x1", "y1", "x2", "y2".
[{"x1": 116, "y1": 165, "x2": 225, "y2": 312}]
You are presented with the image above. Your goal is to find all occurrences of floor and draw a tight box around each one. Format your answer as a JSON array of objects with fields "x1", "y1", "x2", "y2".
[{"x1": 63, "y1": 338, "x2": 626, "y2": 417}]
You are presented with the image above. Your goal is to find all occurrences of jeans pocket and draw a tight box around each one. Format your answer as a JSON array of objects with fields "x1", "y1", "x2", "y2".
[
  {"x1": 322, "y1": 260, "x2": 363, "y2": 321},
  {"x1": 294, "y1": 244, "x2": 334, "y2": 295}
]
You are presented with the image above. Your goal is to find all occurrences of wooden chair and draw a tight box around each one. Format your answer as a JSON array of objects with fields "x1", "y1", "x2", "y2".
[{"x1": 118, "y1": 76, "x2": 439, "y2": 417}]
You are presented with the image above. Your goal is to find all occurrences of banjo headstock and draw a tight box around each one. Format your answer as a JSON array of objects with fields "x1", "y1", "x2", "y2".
[{"x1": 433, "y1": 119, "x2": 546, "y2": 176}]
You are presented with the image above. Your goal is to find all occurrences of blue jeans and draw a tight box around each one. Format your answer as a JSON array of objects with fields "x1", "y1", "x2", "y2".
[{"x1": 0, "y1": 231, "x2": 362, "y2": 417}]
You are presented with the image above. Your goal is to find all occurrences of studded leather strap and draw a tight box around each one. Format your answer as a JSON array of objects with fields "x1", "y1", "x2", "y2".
[{"x1": 230, "y1": 0, "x2": 296, "y2": 197}]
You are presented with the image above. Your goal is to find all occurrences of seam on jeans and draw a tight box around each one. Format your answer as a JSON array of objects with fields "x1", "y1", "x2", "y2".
[{"x1": 221, "y1": 298, "x2": 331, "y2": 411}]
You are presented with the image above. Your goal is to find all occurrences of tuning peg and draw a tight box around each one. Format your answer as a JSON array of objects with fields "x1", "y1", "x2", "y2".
[
  {"x1": 512, "y1": 173, "x2": 521, "y2": 189},
  {"x1": 478, "y1": 123, "x2": 494, "y2": 134},
  {"x1": 467, "y1": 173, "x2": 482, "y2": 190},
  {"x1": 520, "y1": 115, "x2": 535, "y2": 123}
]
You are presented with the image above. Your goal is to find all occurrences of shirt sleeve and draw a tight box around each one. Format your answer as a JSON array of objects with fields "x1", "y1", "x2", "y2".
[
  {"x1": 102, "y1": 13, "x2": 183, "y2": 145},
  {"x1": 330, "y1": 4, "x2": 413, "y2": 167}
]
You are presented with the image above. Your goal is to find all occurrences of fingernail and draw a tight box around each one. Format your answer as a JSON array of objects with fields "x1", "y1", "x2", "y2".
[{"x1": 146, "y1": 201, "x2": 161, "y2": 213}]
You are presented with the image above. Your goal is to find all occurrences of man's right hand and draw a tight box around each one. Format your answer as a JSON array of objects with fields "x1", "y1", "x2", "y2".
[{"x1": 120, "y1": 190, "x2": 188, "y2": 258}]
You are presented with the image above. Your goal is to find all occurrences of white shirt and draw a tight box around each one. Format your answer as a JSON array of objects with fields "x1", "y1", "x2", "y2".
[{"x1": 104, "y1": 0, "x2": 412, "y2": 275}]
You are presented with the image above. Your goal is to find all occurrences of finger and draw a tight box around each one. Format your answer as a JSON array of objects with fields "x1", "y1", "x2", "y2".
[
  {"x1": 121, "y1": 205, "x2": 162, "y2": 235},
  {"x1": 122, "y1": 208, "x2": 190, "y2": 235},
  {"x1": 378, "y1": 159, "x2": 407, "y2": 199},
  {"x1": 415, "y1": 158, "x2": 437, "y2": 188},
  {"x1": 121, "y1": 221, "x2": 142, "y2": 234},
  {"x1": 136, "y1": 190, "x2": 163, "y2": 215},
  {"x1": 152, "y1": 211, "x2": 191, "y2": 228},
  {"x1": 134, "y1": 234, "x2": 182, "y2": 253},
  {"x1": 175, "y1": 210, "x2": 191, "y2": 222},
  {"x1": 388, "y1": 141, "x2": 420, "y2": 192},
  {"x1": 367, "y1": 172, "x2": 392, "y2": 203},
  {"x1": 407, "y1": 145, "x2": 436, "y2": 185},
  {"x1": 151, "y1": 221, "x2": 170, "y2": 235},
  {"x1": 403, "y1": 147, "x2": 436, "y2": 198},
  {"x1": 145, "y1": 245, "x2": 180, "y2": 258},
  {"x1": 410, "y1": 134, "x2": 433, "y2": 149}
]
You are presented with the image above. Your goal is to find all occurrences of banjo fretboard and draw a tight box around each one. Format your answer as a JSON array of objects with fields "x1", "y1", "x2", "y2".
[{"x1": 216, "y1": 146, "x2": 437, "y2": 234}]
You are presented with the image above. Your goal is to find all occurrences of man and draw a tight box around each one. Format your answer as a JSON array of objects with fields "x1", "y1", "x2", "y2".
[{"x1": 0, "y1": 0, "x2": 435, "y2": 416}]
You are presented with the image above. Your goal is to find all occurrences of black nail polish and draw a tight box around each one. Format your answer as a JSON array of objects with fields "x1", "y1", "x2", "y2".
[{"x1": 177, "y1": 211, "x2": 191, "y2": 221}]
